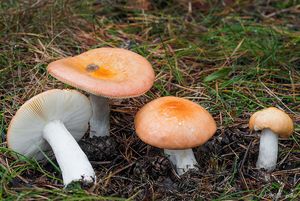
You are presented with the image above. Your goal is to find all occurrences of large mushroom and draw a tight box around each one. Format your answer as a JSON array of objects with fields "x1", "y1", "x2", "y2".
[
  {"x1": 249, "y1": 107, "x2": 294, "y2": 171},
  {"x1": 47, "y1": 47, "x2": 155, "y2": 138},
  {"x1": 134, "y1": 96, "x2": 217, "y2": 175},
  {"x1": 7, "y1": 89, "x2": 95, "y2": 186}
]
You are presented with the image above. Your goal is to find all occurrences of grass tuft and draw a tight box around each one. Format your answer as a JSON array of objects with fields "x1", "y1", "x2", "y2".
[{"x1": 1, "y1": 0, "x2": 299, "y2": 200}]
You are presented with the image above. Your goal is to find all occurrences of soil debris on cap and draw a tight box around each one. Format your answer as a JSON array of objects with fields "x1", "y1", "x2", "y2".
[{"x1": 86, "y1": 64, "x2": 100, "y2": 72}]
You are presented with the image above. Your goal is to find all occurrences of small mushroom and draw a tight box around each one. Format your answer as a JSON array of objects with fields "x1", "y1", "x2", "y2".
[
  {"x1": 249, "y1": 107, "x2": 294, "y2": 172},
  {"x1": 7, "y1": 89, "x2": 95, "y2": 186},
  {"x1": 48, "y1": 47, "x2": 155, "y2": 138},
  {"x1": 134, "y1": 96, "x2": 217, "y2": 175}
]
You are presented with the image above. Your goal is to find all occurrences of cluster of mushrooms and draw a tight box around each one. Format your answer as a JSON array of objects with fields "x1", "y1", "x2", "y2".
[{"x1": 7, "y1": 47, "x2": 294, "y2": 187}]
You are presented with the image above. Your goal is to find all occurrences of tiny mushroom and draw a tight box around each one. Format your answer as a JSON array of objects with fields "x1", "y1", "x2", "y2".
[
  {"x1": 48, "y1": 47, "x2": 155, "y2": 138},
  {"x1": 7, "y1": 89, "x2": 95, "y2": 186},
  {"x1": 249, "y1": 107, "x2": 294, "y2": 172},
  {"x1": 134, "y1": 96, "x2": 217, "y2": 175}
]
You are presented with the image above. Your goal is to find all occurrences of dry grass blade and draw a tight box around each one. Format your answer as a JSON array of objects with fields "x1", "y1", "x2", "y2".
[{"x1": 0, "y1": 0, "x2": 299, "y2": 200}]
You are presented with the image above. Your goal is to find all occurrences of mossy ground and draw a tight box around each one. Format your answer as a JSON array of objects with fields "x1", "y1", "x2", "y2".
[{"x1": 0, "y1": 0, "x2": 299, "y2": 200}]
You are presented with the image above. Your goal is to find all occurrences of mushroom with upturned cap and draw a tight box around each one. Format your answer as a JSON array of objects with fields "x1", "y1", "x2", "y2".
[
  {"x1": 47, "y1": 47, "x2": 155, "y2": 138},
  {"x1": 249, "y1": 107, "x2": 294, "y2": 171},
  {"x1": 7, "y1": 89, "x2": 95, "y2": 186},
  {"x1": 134, "y1": 96, "x2": 217, "y2": 175}
]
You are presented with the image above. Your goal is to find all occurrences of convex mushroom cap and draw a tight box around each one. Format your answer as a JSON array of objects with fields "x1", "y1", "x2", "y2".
[
  {"x1": 47, "y1": 47, "x2": 155, "y2": 98},
  {"x1": 7, "y1": 89, "x2": 95, "y2": 186},
  {"x1": 249, "y1": 107, "x2": 293, "y2": 138},
  {"x1": 249, "y1": 107, "x2": 294, "y2": 172},
  {"x1": 7, "y1": 89, "x2": 91, "y2": 158},
  {"x1": 135, "y1": 96, "x2": 217, "y2": 149}
]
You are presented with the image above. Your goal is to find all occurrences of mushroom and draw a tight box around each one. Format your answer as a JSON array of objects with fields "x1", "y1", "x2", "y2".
[
  {"x1": 249, "y1": 107, "x2": 294, "y2": 172},
  {"x1": 7, "y1": 89, "x2": 95, "y2": 186},
  {"x1": 134, "y1": 96, "x2": 217, "y2": 175},
  {"x1": 47, "y1": 47, "x2": 155, "y2": 138}
]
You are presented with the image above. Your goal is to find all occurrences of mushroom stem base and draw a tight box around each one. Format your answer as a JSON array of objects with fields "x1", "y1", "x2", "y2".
[
  {"x1": 256, "y1": 128, "x2": 278, "y2": 172},
  {"x1": 43, "y1": 120, "x2": 95, "y2": 186},
  {"x1": 164, "y1": 149, "x2": 198, "y2": 175},
  {"x1": 89, "y1": 94, "x2": 110, "y2": 137}
]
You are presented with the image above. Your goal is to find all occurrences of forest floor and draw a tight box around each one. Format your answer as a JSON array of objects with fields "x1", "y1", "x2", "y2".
[{"x1": 0, "y1": 0, "x2": 300, "y2": 200}]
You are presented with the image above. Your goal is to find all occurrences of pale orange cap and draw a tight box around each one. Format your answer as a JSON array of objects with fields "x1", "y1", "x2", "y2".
[
  {"x1": 249, "y1": 107, "x2": 294, "y2": 138},
  {"x1": 47, "y1": 47, "x2": 155, "y2": 98},
  {"x1": 134, "y1": 96, "x2": 217, "y2": 149}
]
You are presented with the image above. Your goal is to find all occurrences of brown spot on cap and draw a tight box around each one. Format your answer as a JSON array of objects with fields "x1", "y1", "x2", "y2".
[
  {"x1": 47, "y1": 47, "x2": 155, "y2": 98},
  {"x1": 86, "y1": 64, "x2": 100, "y2": 72}
]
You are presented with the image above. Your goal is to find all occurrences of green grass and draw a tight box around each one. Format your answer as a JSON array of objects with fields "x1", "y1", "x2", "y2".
[{"x1": 1, "y1": 0, "x2": 300, "y2": 200}]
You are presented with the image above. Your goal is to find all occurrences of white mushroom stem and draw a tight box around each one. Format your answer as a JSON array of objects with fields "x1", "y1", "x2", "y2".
[
  {"x1": 89, "y1": 94, "x2": 110, "y2": 137},
  {"x1": 164, "y1": 149, "x2": 198, "y2": 175},
  {"x1": 256, "y1": 128, "x2": 278, "y2": 172},
  {"x1": 43, "y1": 120, "x2": 95, "y2": 186}
]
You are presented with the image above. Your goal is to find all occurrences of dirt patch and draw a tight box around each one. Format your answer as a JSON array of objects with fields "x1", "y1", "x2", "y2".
[
  {"x1": 79, "y1": 136, "x2": 118, "y2": 161},
  {"x1": 69, "y1": 126, "x2": 300, "y2": 200}
]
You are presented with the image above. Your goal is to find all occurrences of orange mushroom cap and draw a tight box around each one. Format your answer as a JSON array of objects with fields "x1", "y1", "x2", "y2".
[
  {"x1": 47, "y1": 47, "x2": 155, "y2": 98},
  {"x1": 134, "y1": 96, "x2": 217, "y2": 149},
  {"x1": 249, "y1": 107, "x2": 294, "y2": 138}
]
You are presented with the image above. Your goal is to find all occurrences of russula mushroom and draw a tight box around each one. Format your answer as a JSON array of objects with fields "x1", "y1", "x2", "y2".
[
  {"x1": 47, "y1": 47, "x2": 155, "y2": 138},
  {"x1": 134, "y1": 96, "x2": 217, "y2": 175},
  {"x1": 249, "y1": 107, "x2": 294, "y2": 171},
  {"x1": 7, "y1": 89, "x2": 95, "y2": 186}
]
